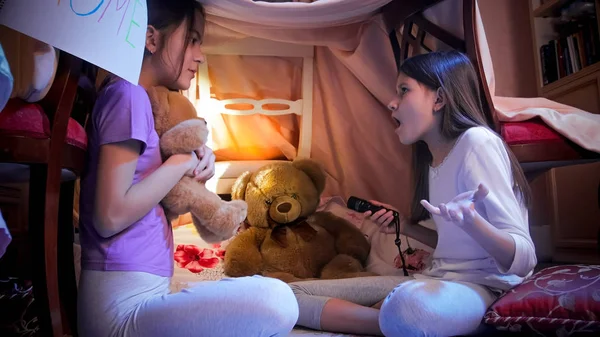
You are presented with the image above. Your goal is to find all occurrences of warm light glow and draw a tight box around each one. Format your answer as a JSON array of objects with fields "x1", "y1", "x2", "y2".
[
  {"x1": 197, "y1": 97, "x2": 220, "y2": 150},
  {"x1": 205, "y1": 161, "x2": 232, "y2": 193}
]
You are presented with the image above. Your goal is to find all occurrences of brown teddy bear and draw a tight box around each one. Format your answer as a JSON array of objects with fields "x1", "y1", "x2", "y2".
[
  {"x1": 223, "y1": 158, "x2": 377, "y2": 283},
  {"x1": 147, "y1": 86, "x2": 247, "y2": 243}
]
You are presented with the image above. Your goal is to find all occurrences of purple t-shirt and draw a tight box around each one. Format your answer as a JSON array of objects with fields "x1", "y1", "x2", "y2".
[{"x1": 79, "y1": 76, "x2": 174, "y2": 277}]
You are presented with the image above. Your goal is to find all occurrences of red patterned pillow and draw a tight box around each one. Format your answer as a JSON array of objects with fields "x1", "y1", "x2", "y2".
[{"x1": 484, "y1": 265, "x2": 600, "y2": 334}]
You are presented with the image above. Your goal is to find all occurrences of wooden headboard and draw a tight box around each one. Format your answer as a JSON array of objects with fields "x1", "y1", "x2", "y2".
[
  {"x1": 382, "y1": 0, "x2": 498, "y2": 131},
  {"x1": 184, "y1": 37, "x2": 315, "y2": 195}
]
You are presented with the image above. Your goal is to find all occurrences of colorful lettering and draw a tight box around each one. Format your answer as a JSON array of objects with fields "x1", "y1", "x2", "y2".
[
  {"x1": 98, "y1": 0, "x2": 131, "y2": 35},
  {"x1": 125, "y1": 0, "x2": 143, "y2": 48},
  {"x1": 60, "y1": 0, "x2": 145, "y2": 49},
  {"x1": 70, "y1": 0, "x2": 104, "y2": 17}
]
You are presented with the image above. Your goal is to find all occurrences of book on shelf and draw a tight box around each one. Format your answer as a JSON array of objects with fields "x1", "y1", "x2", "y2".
[{"x1": 540, "y1": 17, "x2": 599, "y2": 85}]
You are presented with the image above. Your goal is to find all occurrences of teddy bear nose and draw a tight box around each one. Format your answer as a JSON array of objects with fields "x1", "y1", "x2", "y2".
[
  {"x1": 277, "y1": 202, "x2": 292, "y2": 213},
  {"x1": 269, "y1": 196, "x2": 301, "y2": 224}
]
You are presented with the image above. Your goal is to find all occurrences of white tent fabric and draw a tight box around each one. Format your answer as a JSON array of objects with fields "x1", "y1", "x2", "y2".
[{"x1": 200, "y1": 0, "x2": 393, "y2": 28}]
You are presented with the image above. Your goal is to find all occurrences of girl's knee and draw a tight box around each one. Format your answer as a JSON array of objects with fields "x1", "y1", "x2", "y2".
[
  {"x1": 250, "y1": 276, "x2": 299, "y2": 333},
  {"x1": 379, "y1": 280, "x2": 488, "y2": 337},
  {"x1": 379, "y1": 281, "x2": 426, "y2": 336},
  {"x1": 288, "y1": 281, "x2": 308, "y2": 297}
]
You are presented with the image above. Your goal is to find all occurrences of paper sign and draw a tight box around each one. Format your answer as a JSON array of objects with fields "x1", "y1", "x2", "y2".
[{"x1": 0, "y1": 0, "x2": 147, "y2": 85}]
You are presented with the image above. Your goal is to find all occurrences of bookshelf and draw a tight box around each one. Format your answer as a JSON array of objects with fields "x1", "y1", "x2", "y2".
[
  {"x1": 528, "y1": 1, "x2": 600, "y2": 265},
  {"x1": 529, "y1": 0, "x2": 600, "y2": 114}
]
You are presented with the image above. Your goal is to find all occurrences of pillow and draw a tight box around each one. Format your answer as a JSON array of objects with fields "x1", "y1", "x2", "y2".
[
  {"x1": 169, "y1": 222, "x2": 233, "y2": 293},
  {"x1": 0, "y1": 26, "x2": 58, "y2": 103},
  {"x1": 317, "y1": 196, "x2": 434, "y2": 277},
  {"x1": 484, "y1": 264, "x2": 600, "y2": 334}
]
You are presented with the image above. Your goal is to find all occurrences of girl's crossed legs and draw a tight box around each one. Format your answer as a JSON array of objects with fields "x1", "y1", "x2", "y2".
[
  {"x1": 78, "y1": 270, "x2": 299, "y2": 337},
  {"x1": 289, "y1": 275, "x2": 498, "y2": 337}
]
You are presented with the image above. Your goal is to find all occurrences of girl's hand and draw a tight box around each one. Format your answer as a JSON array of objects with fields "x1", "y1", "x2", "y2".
[
  {"x1": 420, "y1": 183, "x2": 489, "y2": 227},
  {"x1": 364, "y1": 200, "x2": 405, "y2": 234},
  {"x1": 193, "y1": 145, "x2": 216, "y2": 183},
  {"x1": 184, "y1": 151, "x2": 201, "y2": 177}
]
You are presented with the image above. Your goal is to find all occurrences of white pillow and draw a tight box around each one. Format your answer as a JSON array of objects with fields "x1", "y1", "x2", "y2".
[
  {"x1": 0, "y1": 26, "x2": 58, "y2": 103},
  {"x1": 317, "y1": 196, "x2": 435, "y2": 276}
]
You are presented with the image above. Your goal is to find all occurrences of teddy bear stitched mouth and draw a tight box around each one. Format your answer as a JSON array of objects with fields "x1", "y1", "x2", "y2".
[
  {"x1": 277, "y1": 202, "x2": 292, "y2": 213},
  {"x1": 267, "y1": 213, "x2": 304, "y2": 227}
]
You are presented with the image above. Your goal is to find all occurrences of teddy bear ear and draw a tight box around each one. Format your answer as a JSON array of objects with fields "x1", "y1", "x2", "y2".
[
  {"x1": 292, "y1": 159, "x2": 326, "y2": 195},
  {"x1": 231, "y1": 171, "x2": 253, "y2": 200}
]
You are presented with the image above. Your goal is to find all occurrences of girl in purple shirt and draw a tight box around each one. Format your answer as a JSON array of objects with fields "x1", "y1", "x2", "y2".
[{"x1": 77, "y1": 1, "x2": 298, "y2": 336}]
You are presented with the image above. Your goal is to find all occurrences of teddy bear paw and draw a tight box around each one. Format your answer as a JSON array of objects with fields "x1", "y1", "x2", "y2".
[{"x1": 214, "y1": 200, "x2": 248, "y2": 237}]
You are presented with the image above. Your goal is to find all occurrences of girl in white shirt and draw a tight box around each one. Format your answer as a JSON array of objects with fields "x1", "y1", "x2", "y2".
[{"x1": 289, "y1": 50, "x2": 537, "y2": 336}]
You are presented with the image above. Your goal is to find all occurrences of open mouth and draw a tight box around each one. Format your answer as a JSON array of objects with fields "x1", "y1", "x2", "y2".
[{"x1": 392, "y1": 117, "x2": 402, "y2": 128}]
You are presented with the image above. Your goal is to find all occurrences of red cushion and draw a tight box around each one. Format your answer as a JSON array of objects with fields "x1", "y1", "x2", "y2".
[
  {"x1": 0, "y1": 99, "x2": 50, "y2": 139},
  {"x1": 484, "y1": 264, "x2": 600, "y2": 334},
  {"x1": 0, "y1": 98, "x2": 87, "y2": 149},
  {"x1": 66, "y1": 117, "x2": 87, "y2": 149},
  {"x1": 500, "y1": 118, "x2": 564, "y2": 145}
]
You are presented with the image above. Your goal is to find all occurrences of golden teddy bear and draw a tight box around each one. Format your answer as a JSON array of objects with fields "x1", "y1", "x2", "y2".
[
  {"x1": 146, "y1": 86, "x2": 247, "y2": 243},
  {"x1": 223, "y1": 159, "x2": 377, "y2": 283}
]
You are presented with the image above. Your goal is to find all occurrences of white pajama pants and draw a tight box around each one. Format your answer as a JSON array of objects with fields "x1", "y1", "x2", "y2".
[
  {"x1": 289, "y1": 275, "x2": 499, "y2": 337},
  {"x1": 78, "y1": 270, "x2": 299, "y2": 337}
]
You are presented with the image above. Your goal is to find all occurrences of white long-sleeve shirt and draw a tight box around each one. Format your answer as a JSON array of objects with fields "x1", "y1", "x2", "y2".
[{"x1": 416, "y1": 126, "x2": 537, "y2": 292}]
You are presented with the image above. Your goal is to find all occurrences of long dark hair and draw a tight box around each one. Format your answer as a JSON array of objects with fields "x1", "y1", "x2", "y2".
[
  {"x1": 401, "y1": 50, "x2": 531, "y2": 224},
  {"x1": 145, "y1": 0, "x2": 205, "y2": 84}
]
